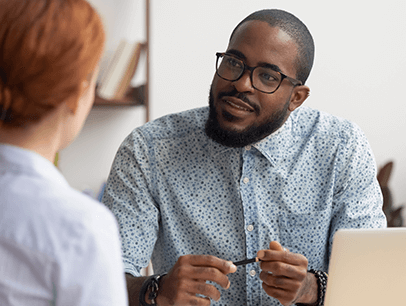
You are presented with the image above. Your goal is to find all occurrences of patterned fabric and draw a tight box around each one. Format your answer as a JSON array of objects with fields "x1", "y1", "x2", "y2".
[{"x1": 103, "y1": 106, "x2": 386, "y2": 306}]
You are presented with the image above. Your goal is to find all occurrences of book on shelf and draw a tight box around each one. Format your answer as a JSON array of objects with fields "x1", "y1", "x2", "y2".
[{"x1": 97, "y1": 40, "x2": 144, "y2": 101}]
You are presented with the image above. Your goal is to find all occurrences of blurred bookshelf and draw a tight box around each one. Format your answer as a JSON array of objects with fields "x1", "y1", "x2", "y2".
[
  {"x1": 93, "y1": 0, "x2": 150, "y2": 123},
  {"x1": 94, "y1": 85, "x2": 145, "y2": 107}
]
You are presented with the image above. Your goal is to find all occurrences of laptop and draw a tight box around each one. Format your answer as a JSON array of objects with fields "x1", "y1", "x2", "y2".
[{"x1": 324, "y1": 228, "x2": 406, "y2": 306}]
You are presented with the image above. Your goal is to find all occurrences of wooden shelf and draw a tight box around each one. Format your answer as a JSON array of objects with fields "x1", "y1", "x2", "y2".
[
  {"x1": 92, "y1": 0, "x2": 150, "y2": 123},
  {"x1": 93, "y1": 85, "x2": 145, "y2": 107}
]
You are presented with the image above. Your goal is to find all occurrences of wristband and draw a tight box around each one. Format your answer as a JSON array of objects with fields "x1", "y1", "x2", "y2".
[
  {"x1": 296, "y1": 269, "x2": 328, "y2": 306},
  {"x1": 139, "y1": 273, "x2": 167, "y2": 306}
]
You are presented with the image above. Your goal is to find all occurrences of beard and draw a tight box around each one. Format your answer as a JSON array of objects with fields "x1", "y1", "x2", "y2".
[{"x1": 204, "y1": 85, "x2": 290, "y2": 148}]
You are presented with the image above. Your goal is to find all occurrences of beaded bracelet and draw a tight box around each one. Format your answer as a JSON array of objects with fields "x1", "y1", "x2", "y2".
[{"x1": 296, "y1": 269, "x2": 328, "y2": 306}]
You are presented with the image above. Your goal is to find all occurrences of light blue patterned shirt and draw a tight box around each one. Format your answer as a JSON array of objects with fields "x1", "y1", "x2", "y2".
[{"x1": 103, "y1": 106, "x2": 386, "y2": 306}]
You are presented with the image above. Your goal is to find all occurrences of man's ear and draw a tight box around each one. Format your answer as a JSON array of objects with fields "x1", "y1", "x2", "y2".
[{"x1": 288, "y1": 85, "x2": 310, "y2": 112}]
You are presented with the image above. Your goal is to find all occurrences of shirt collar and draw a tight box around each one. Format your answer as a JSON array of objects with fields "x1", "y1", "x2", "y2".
[
  {"x1": 206, "y1": 136, "x2": 237, "y2": 157},
  {"x1": 0, "y1": 144, "x2": 69, "y2": 188},
  {"x1": 252, "y1": 116, "x2": 295, "y2": 166},
  {"x1": 206, "y1": 114, "x2": 295, "y2": 164}
]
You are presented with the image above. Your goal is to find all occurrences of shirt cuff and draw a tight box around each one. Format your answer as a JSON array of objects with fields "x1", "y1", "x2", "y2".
[{"x1": 123, "y1": 260, "x2": 143, "y2": 277}]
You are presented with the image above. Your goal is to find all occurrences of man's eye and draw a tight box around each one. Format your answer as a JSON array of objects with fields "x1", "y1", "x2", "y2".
[
  {"x1": 225, "y1": 57, "x2": 242, "y2": 68},
  {"x1": 260, "y1": 73, "x2": 277, "y2": 82}
]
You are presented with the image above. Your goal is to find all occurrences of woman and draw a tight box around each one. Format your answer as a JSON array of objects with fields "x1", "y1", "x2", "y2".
[{"x1": 0, "y1": 0, "x2": 127, "y2": 305}]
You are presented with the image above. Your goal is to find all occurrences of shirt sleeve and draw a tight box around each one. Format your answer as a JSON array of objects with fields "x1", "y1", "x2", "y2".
[
  {"x1": 102, "y1": 129, "x2": 160, "y2": 277},
  {"x1": 328, "y1": 122, "x2": 387, "y2": 256}
]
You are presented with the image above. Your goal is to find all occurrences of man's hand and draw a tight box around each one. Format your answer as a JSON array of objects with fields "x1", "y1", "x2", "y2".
[
  {"x1": 257, "y1": 241, "x2": 317, "y2": 306},
  {"x1": 155, "y1": 254, "x2": 237, "y2": 306}
]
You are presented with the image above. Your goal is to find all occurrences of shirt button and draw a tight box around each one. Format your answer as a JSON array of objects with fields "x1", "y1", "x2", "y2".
[
  {"x1": 247, "y1": 224, "x2": 254, "y2": 232},
  {"x1": 245, "y1": 145, "x2": 251, "y2": 151},
  {"x1": 249, "y1": 270, "x2": 256, "y2": 276},
  {"x1": 243, "y1": 177, "x2": 249, "y2": 184}
]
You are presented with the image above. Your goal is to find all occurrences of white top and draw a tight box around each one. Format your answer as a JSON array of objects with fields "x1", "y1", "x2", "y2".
[{"x1": 0, "y1": 144, "x2": 128, "y2": 306}]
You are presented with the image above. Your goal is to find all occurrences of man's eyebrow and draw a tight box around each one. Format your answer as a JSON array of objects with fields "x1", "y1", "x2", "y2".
[
  {"x1": 258, "y1": 62, "x2": 283, "y2": 73},
  {"x1": 226, "y1": 49, "x2": 246, "y2": 60},
  {"x1": 225, "y1": 49, "x2": 283, "y2": 73}
]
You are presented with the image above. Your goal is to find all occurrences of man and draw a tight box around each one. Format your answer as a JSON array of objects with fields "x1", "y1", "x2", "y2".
[{"x1": 103, "y1": 9, "x2": 386, "y2": 306}]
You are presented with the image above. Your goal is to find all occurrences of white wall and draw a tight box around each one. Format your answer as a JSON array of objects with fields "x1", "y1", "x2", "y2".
[{"x1": 60, "y1": 0, "x2": 406, "y2": 219}]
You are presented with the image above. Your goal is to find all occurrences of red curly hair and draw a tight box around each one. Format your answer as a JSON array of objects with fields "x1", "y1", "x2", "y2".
[{"x1": 0, "y1": 0, "x2": 105, "y2": 128}]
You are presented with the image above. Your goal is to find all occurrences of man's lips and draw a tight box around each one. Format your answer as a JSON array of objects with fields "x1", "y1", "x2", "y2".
[{"x1": 222, "y1": 96, "x2": 255, "y2": 112}]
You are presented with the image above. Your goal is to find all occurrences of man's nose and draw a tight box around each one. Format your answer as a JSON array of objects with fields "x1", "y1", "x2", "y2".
[{"x1": 232, "y1": 70, "x2": 255, "y2": 93}]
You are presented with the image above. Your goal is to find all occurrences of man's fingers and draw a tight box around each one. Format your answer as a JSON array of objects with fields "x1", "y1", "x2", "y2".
[
  {"x1": 269, "y1": 241, "x2": 284, "y2": 251},
  {"x1": 261, "y1": 282, "x2": 295, "y2": 306},
  {"x1": 174, "y1": 255, "x2": 235, "y2": 289},
  {"x1": 159, "y1": 254, "x2": 237, "y2": 305},
  {"x1": 191, "y1": 266, "x2": 231, "y2": 289},
  {"x1": 180, "y1": 254, "x2": 237, "y2": 274},
  {"x1": 260, "y1": 260, "x2": 307, "y2": 279},
  {"x1": 260, "y1": 271, "x2": 304, "y2": 306},
  {"x1": 255, "y1": 242, "x2": 312, "y2": 306},
  {"x1": 257, "y1": 247, "x2": 308, "y2": 267},
  {"x1": 260, "y1": 271, "x2": 302, "y2": 290},
  {"x1": 191, "y1": 281, "x2": 222, "y2": 301}
]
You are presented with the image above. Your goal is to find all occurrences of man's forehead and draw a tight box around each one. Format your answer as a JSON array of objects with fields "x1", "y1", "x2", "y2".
[
  {"x1": 275, "y1": 27, "x2": 292, "y2": 44},
  {"x1": 229, "y1": 20, "x2": 293, "y2": 46},
  {"x1": 227, "y1": 20, "x2": 298, "y2": 75}
]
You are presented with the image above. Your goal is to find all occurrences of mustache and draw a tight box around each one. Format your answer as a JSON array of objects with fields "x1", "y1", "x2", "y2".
[{"x1": 217, "y1": 88, "x2": 260, "y2": 114}]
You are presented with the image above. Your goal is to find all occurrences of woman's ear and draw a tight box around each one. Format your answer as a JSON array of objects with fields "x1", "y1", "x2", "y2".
[
  {"x1": 288, "y1": 85, "x2": 310, "y2": 112},
  {"x1": 64, "y1": 80, "x2": 89, "y2": 114},
  {"x1": 64, "y1": 96, "x2": 78, "y2": 114}
]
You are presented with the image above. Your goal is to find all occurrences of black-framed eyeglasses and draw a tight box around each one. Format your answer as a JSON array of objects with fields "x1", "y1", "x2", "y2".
[{"x1": 215, "y1": 52, "x2": 302, "y2": 94}]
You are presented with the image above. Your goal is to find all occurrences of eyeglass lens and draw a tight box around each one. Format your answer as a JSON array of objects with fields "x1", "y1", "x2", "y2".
[{"x1": 216, "y1": 54, "x2": 282, "y2": 93}]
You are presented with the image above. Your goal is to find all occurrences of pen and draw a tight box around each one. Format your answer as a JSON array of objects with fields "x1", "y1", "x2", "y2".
[{"x1": 233, "y1": 257, "x2": 261, "y2": 266}]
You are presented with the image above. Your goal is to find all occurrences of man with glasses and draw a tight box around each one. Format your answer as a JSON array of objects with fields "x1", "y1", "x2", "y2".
[{"x1": 103, "y1": 9, "x2": 386, "y2": 306}]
